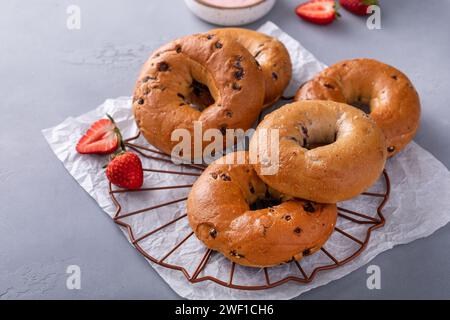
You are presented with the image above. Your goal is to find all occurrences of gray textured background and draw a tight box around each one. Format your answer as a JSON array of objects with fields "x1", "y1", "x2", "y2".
[{"x1": 1, "y1": 0, "x2": 449, "y2": 299}]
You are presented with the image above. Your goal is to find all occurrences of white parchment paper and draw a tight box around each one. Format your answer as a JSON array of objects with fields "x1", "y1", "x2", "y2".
[{"x1": 42, "y1": 22, "x2": 450, "y2": 300}]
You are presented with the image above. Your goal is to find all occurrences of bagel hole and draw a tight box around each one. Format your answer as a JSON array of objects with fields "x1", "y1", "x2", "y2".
[
  {"x1": 350, "y1": 98, "x2": 371, "y2": 114},
  {"x1": 184, "y1": 79, "x2": 215, "y2": 111},
  {"x1": 249, "y1": 188, "x2": 288, "y2": 211},
  {"x1": 249, "y1": 197, "x2": 282, "y2": 211},
  {"x1": 290, "y1": 125, "x2": 338, "y2": 150},
  {"x1": 304, "y1": 138, "x2": 337, "y2": 150}
]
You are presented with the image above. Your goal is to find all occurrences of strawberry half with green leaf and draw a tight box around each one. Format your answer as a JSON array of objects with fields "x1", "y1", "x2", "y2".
[
  {"x1": 76, "y1": 115, "x2": 122, "y2": 154},
  {"x1": 295, "y1": 0, "x2": 340, "y2": 25},
  {"x1": 339, "y1": 0, "x2": 378, "y2": 16},
  {"x1": 106, "y1": 151, "x2": 143, "y2": 190}
]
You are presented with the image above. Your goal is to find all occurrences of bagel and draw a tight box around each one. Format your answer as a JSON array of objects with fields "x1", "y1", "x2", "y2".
[
  {"x1": 187, "y1": 151, "x2": 337, "y2": 267},
  {"x1": 295, "y1": 58, "x2": 421, "y2": 157},
  {"x1": 211, "y1": 28, "x2": 292, "y2": 107},
  {"x1": 133, "y1": 33, "x2": 265, "y2": 159},
  {"x1": 250, "y1": 101, "x2": 387, "y2": 204}
]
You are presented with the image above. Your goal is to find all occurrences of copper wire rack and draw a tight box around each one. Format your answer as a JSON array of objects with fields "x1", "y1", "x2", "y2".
[{"x1": 109, "y1": 132, "x2": 390, "y2": 291}]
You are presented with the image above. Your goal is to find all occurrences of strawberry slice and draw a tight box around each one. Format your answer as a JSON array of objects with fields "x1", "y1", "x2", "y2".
[
  {"x1": 76, "y1": 117, "x2": 120, "y2": 154},
  {"x1": 340, "y1": 0, "x2": 378, "y2": 16},
  {"x1": 295, "y1": 0, "x2": 339, "y2": 25}
]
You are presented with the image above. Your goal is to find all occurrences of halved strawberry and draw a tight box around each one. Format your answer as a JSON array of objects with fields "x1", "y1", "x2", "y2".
[
  {"x1": 76, "y1": 116, "x2": 120, "y2": 154},
  {"x1": 295, "y1": 0, "x2": 339, "y2": 25},
  {"x1": 340, "y1": 0, "x2": 378, "y2": 16}
]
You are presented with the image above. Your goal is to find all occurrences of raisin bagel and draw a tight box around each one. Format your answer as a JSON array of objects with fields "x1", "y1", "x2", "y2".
[
  {"x1": 211, "y1": 28, "x2": 292, "y2": 107},
  {"x1": 250, "y1": 101, "x2": 387, "y2": 204},
  {"x1": 295, "y1": 58, "x2": 421, "y2": 157},
  {"x1": 133, "y1": 33, "x2": 265, "y2": 159},
  {"x1": 187, "y1": 151, "x2": 337, "y2": 267}
]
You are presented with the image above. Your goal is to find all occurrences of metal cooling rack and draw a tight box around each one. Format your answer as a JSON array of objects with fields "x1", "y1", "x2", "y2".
[{"x1": 108, "y1": 132, "x2": 390, "y2": 290}]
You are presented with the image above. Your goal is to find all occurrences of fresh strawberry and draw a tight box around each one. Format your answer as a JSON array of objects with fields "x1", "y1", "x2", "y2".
[
  {"x1": 106, "y1": 151, "x2": 143, "y2": 190},
  {"x1": 76, "y1": 115, "x2": 122, "y2": 154},
  {"x1": 295, "y1": 0, "x2": 340, "y2": 25},
  {"x1": 339, "y1": 0, "x2": 378, "y2": 16}
]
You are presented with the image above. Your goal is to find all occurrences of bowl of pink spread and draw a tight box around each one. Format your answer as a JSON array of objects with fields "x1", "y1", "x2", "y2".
[{"x1": 184, "y1": 0, "x2": 277, "y2": 26}]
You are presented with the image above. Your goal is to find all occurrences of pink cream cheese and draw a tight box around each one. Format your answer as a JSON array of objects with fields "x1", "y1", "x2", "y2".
[
  {"x1": 198, "y1": 0, "x2": 265, "y2": 8},
  {"x1": 185, "y1": 0, "x2": 276, "y2": 26}
]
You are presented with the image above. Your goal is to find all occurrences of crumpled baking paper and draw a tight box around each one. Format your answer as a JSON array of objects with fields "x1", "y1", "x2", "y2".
[{"x1": 42, "y1": 21, "x2": 450, "y2": 300}]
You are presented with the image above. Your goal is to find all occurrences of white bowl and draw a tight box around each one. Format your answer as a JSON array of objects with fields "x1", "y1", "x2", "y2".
[{"x1": 184, "y1": 0, "x2": 277, "y2": 26}]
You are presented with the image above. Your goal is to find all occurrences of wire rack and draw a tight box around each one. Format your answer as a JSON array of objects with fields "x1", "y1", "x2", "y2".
[{"x1": 108, "y1": 132, "x2": 390, "y2": 290}]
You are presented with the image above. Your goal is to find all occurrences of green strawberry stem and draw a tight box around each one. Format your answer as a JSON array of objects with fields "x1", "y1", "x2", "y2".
[
  {"x1": 334, "y1": 1, "x2": 341, "y2": 18},
  {"x1": 362, "y1": 0, "x2": 379, "y2": 5},
  {"x1": 106, "y1": 113, "x2": 126, "y2": 153}
]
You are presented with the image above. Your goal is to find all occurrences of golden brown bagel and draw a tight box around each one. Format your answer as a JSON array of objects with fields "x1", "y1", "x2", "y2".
[
  {"x1": 187, "y1": 151, "x2": 337, "y2": 268},
  {"x1": 295, "y1": 58, "x2": 421, "y2": 157},
  {"x1": 250, "y1": 101, "x2": 387, "y2": 204},
  {"x1": 211, "y1": 28, "x2": 292, "y2": 107},
  {"x1": 133, "y1": 33, "x2": 265, "y2": 159}
]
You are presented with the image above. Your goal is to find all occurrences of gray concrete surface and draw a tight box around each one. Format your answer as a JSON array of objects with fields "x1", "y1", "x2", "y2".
[{"x1": 0, "y1": 0, "x2": 449, "y2": 299}]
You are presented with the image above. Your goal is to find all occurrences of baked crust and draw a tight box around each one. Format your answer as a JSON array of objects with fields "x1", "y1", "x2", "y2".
[
  {"x1": 133, "y1": 33, "x2": 265, "y2": 159},
  {"x1": 250, "y1": 100, "x2": 387, "y2": 203},
  {"x1": 211, "y1": 28, "x2": 292, "y2": 108},
  {"x1": 295, "y1": 58, "x2": 421, "y2": 157},
  {"x1": 187, "y1": 151, "x2": 337, "y2": 267}
]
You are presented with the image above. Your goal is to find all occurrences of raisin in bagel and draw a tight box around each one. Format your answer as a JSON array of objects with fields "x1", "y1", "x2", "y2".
[
  {"x1": 187, "y1": 151, "x2": 337, "y2": 267},
  {"x1": 133, "y1": 33, "x2": 265, "y2": 159},
  {"x1": 250, "y1": 101, "x2": 387, "y2": 204},
  {"x1": 295, "y1": 59, "x2": 421, "y2": 157},
  {"x1": 211, "y1": 28, "x2": 292, "y2": 107}
]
